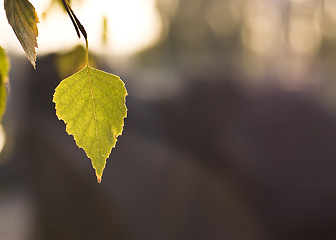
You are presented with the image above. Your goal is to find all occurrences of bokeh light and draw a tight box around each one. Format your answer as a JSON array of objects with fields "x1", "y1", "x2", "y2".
[{"x1": 0, "y1": 125, "x2": 5, "y2": 154}]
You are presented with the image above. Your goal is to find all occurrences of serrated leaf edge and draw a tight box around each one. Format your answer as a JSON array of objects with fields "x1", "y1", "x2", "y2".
[{"x1": 53, "y1": 65, "x2": 127, "y2": 182}]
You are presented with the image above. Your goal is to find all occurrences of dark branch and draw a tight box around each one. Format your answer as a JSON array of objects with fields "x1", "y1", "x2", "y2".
[{"x1": 61, "y1": 0, "x2": 87, "y2": 40}]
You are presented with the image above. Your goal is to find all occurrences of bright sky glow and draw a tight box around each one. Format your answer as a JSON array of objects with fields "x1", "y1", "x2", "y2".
[{"x1": 0, "y1": 0, "x2": 162, "y2": 56}]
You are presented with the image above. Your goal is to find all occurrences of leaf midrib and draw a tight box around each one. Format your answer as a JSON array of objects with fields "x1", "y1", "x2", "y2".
[{"x1": 87, "y1": 66, "x2": 101, "y2": 160}]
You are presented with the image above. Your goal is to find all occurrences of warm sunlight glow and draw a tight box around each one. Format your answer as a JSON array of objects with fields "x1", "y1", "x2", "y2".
[
  {"x1": 0, "y1": 125, "x2": 5, "y2": 153},
  {"x1": 242, "y1": 0, "x2": 281, "y2": 56},
  {"x1": 289, "y1": 16, "x2": 321, "y2": 56},
  {"x1": 0, "y1": 0, "x2": 162, "y2": 56}
]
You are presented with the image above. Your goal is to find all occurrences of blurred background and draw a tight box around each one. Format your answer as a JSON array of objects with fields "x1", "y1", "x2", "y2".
[{"x1": 1, "y1": 0, "x2": 336, "y2": 239}]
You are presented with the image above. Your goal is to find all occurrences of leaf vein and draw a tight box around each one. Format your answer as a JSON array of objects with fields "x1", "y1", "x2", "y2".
[
  {"x1": 92, "y1": 97, "x2": 119, "y2": 133},
  {"x1": 88, "y1": 68, "x2": 101, "y2": 160},
  {"x1": 90, "y1": 73, "x2": 125, "y2": 92},
  {"x1": 58, "y1": 77, "x2": 89, "y2": 116},
  {"x1": 76, "y1": 113, "x2": 94, "y2": 146},
  {"x1": 91, "y1": 80, "x2": 125, "y2": 113}
]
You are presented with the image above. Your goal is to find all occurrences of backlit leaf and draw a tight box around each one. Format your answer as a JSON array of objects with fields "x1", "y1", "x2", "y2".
[
  {"x1": 0, "y1": 47, "x2": 10, "y2": 122},
  {"x1": 4, "y1": 0, "x2": 39, "y2": 68},
  {"x1": 53, "y1": 66, "x2": 127, "y2": 182}
]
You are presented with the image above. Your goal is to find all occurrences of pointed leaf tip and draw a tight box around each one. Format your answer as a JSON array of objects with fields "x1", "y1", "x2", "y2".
[
  {"x1": 4, "y1": 0, "x2": 39, "y2": 68},
  {"x1": 97, "y1": 176, "x2": 102, "y2": 183}
]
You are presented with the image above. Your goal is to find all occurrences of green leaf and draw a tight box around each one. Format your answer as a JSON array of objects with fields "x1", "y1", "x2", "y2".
[
  {"x1": 4, "y1": 0, "x2": 39, "y2": 68},
  {"x1": 0, "y1": 47, "x2": 10, "y2": 122},
  {"x1": 53, "y1": 66, "x2": 127, "y2": 182}
]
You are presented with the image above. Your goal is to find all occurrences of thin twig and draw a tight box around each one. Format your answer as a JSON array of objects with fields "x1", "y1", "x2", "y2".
[{"x1": 61, "y1": 0, "x2": 87, "y2": 39}]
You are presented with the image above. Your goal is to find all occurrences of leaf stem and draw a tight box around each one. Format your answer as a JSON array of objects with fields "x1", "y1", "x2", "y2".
[
  {"x1": 62, "y1": 0, "x2": 89, "y2": 66},
  {"x1": 86, "y1": 38, "x2": 89, "y2": 66}
]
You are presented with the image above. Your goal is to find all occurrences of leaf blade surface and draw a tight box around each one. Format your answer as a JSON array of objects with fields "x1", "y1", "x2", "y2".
[
  {"x1": 53, "y1": 66, "x2": 127, "y2": 182},
  {"x1": 4, "y1": 0, "x2": 39, "y2": 68}
]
